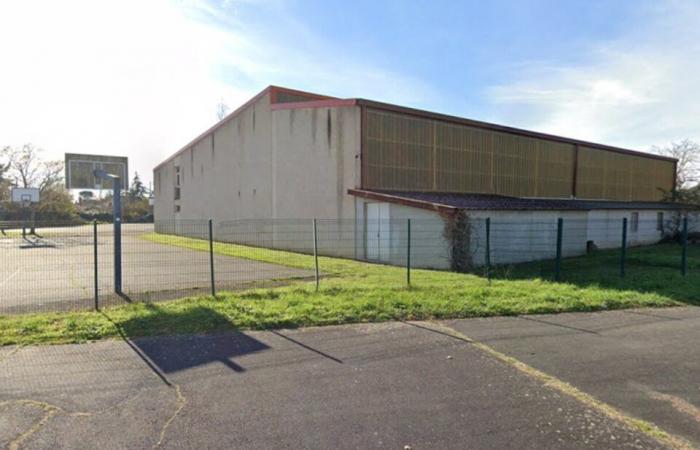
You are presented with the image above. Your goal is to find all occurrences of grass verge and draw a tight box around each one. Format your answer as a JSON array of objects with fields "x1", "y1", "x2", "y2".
[{"x1": 0, "y1": 234, "x2": 697, "y2": 346}]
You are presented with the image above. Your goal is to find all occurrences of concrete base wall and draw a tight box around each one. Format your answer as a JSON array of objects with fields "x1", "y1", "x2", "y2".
[
  {"x1": 215, "y1": 219, "x2": 359, "y2": 260},
  {"x1": 354, "y1": 198, "x2": 451, "y2": 270},
  {"x1": 155, "y1": 206, "x2": 696, "y2": 270},
  {"x1": 587, "y1": 210, "x2": 665, "y2": 249},
  {"x1": 467, "y1": 210, "x2": 588, "y2": 266}
]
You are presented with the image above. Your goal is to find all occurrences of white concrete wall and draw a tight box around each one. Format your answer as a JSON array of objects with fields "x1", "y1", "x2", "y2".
[
  {"x1": 154, "y1": 91, "x2": 274, "y2": 225},
  {"x1": 271, "y1": 105, "x2": 360, "y2": 220},
  {"x1": 586, "y1": 210, "x2": 666, "y2": 249},
  {"x1": 354, "y1": 198, "x2": 451, "y2": 269},
  {"x1": 250, "y1": 105, "x2": 363, "y2": 257},
  {"x1": 349, "y1": 205, "x2": 609, "y2": 269},
  {"x1": 153, "y1": 97, "x2": 362, "y2": 254},
  {"x1": 467, "y1": 210, "x2": 589, "y2": 265},
  {"x1": 348, "y1": 206, "x2": 694, "y2": 269},
  {"x1": 689, "y1": 212, "x2": 700, "y2": 233}
]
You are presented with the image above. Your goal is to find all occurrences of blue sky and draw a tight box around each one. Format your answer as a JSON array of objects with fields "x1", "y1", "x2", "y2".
[
  {"x1": 224, "y1": 0, "x2": 630, "y2": 94},
  {"x1": 1, "y1": 0, "x2": 699, "y2": 186}
]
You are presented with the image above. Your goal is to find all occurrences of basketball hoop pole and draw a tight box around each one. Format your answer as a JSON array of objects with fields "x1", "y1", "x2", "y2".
[{"x1": 94, "y1": 169, "x2": 122, "y2": 295}]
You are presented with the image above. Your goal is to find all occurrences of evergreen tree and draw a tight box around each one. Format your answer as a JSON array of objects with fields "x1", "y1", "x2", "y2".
[{"x1": 128, "y1": 172, "x2": 147, "y2": 199}]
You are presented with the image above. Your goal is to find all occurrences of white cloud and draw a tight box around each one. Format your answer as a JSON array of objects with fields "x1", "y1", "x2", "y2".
[
  {"x1": 0, "y1": 0, "x2": 435, "y2": 187},
  {"x1": 486, "y1": 1, "x2": 700, "y2": 152},
  {"x1": 0, "y1": 0, "x2": 249, "y2": 187}
]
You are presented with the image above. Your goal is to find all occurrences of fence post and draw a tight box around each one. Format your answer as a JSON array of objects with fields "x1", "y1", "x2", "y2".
[
  {"x1": 620, "y1": 217, "x2": 627, "y2": 278},
  {"x1": 485, "y1": 218, "x2": 491, "y2": 282},
  {"x1": 93, "y1": 220, "x2": 99, "y2": 310},
  {"x1": 113, "y1": 178, "x2": 122, "y2": 295},
  {"x1": 208, "y1": 219, "x2": 216, "y2": 297},
  {"x1": 406, "y1": 219, "x2": 411, "y2": 286},
  {"x1": 313, "y1": 219, "x2": 320, "y2": 291},
  {"x1": 555, "y1": 218, "x2": 563, "y2": 281},
  {"x1": 681, "y1": 216, "x2": 688, "y2": 276}
]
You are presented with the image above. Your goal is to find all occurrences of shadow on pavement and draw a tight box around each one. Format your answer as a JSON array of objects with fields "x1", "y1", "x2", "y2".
[
  {"x1": 102, "y1": 304, "x2": 270, "y2": 380},
  {"x1": 134, "y1": 331, "x2": 269, "y2": 374}
]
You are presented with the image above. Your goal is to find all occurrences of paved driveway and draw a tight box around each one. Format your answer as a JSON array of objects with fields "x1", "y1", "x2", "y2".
[{"x1": 0, "y1": 320, "x2": 671, "y2": 449}]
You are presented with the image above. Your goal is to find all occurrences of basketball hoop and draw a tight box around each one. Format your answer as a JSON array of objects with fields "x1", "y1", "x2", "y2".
[
  {"x1": 11, "y1": 187, "x2": 40, "y2": 207},
  {"x1": 10, "y1": 188, "x2": 40, "y2": 240}
]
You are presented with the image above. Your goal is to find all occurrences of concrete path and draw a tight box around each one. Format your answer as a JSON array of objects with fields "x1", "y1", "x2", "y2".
[
  {"x1": 0, "y1": 320, "x2": 673, "y2": 449},
  {"x1": 445, "y1": 306, "x2": 700, "y2": 448}
]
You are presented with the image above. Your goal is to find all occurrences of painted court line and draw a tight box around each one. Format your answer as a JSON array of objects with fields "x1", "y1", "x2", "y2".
[
  {"x1": 411, "y1": 321, "x2": 693, "y2": 450},
  {"x1": 0, "y1": 268, "x2": 20, "y2": 288}
]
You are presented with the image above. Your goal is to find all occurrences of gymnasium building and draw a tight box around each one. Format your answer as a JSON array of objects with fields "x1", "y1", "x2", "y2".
[{"x1": 154, "y1": 86, "x2": 694, "y2": 268}]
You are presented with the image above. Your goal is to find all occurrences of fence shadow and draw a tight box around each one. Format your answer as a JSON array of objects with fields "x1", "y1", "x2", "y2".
[
  {"x1": 105, "y1": 304, "x2": 270, "y2": 375},
  {"x1": 488, "y1": 243, "x2": 700, "y2": 305}
]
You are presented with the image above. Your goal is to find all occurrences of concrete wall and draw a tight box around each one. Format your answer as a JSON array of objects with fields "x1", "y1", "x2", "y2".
[
  {"x1": 271, "y1": 105, "x2": 360, "y2": 220},
  {"x1": 348, "y1": 204, "x2": 626, "y2": 269},
  {"x1": 689, "y1": 212, "x2": 700, "y2": 233},
  {"x1": 154, "y1": 97, "x2": 363, "y2": 255},
  {"x1": 467, "y1": 210, "x2": 589, "y2": 265},
  {"x1": 586, "y1": 210, "x2": 666, "y2": 249},
  {"x1": 348, "y1": 206, "x2": 695, "y2": 270},
  {"x1": 354, "y1": 198, "x2": 451, "y2": 269},
  {"x1": 154, "y1": 91, "x2": 274, "y2": 225},
  {"x1": 154, "y1": 97, "x2": 361, "y2": 225},
  {"x1": 228, "y1": 104, "x2": 361, "y2": 257}
]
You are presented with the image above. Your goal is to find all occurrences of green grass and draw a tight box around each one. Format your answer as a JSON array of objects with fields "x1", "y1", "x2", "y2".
[
  {"x1": 0, "y1": 234, "x2": 697, "y2": 346},
  {"x1": 499, "y1": 242, "x2": 700, "y2": 303}
]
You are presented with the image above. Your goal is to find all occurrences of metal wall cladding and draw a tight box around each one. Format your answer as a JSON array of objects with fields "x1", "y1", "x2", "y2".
[
  {"x1": 362, "y1": 108, "x2": 674, "y2": 201},
  {"x1": 363, "y1": 108, "x2": 574, "y2": 198},
  {"x1": 576, "y1": 146, "x2": 674, "y2": 201},
  {"x1": 364, "y1": 110, "x2": 434, "y2": 191}
]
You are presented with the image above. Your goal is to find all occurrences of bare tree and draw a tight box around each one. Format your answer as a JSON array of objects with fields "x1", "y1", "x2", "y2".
[
  {"x1": 217, "y1": 101, "x2": 230, "y2": 121},
  {"x1": 0, "y1": 148, "x2": 11, "y2": 201},
  {"x1": 2, "y1": 144, "x2": 64, "y2": 192},
  {"x1": 39, "y1": 160, "x2": 64, "y2": 192},
  {"x1": 652, "y1": 139, "x2": 700, "y2": 190},
  {"x1": 0, "y1": 169, "x2": 9, "y2": 203}
]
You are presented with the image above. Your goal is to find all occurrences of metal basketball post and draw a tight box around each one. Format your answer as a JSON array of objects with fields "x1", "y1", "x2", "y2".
[{"x1": 94, "y1": 170, "x2": 122, "y2": 295}]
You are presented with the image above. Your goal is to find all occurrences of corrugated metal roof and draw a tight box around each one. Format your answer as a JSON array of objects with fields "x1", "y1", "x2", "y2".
[
  {"x1": 568, "y1": 199, "x2": 689, "y2": 210},
  {"x1": 350, "y1": 189, "x2": 693, "y2": 212},
  {"x1": 377, "y1": 191, "x2": 586, "y2": 211}
]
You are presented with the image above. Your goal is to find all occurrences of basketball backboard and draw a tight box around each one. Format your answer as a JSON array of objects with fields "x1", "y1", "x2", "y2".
[
  {"x1": 65, "y1": 153, "x2": 128, "y2": 190},
  {"x1": 11, "y1": 187, "x2": 40, "y2": 207}
]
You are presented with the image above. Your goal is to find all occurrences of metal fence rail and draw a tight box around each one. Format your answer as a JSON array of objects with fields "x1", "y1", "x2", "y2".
[{"x1": 0, "y1": 215, "x2": 697, "y2": 315}]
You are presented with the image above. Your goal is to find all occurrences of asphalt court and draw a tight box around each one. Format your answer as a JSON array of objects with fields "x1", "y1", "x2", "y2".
[
  {"x1": 0, "y1": 224, "x2": 312, "y2": 313},
  {"x1": 0, "y1": 321, "x2": 670, "y2": 449}
]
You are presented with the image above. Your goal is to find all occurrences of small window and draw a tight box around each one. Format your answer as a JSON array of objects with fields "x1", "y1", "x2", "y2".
[
  {"x1": 657, "y1": 212, "x2": 664, "y2": 231},
  {"x1": 175, "y1": 166, "x2": 181, "y2": 187},
  {"x1": 630, "y1": 212, "x2": 639, "y2": 232},
  {"x1": 174, "y1": 204, "x2": 181, "y2": 213},
  {"x1": 174, "y1": 187, "x2": 181, "y2": 201}
]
